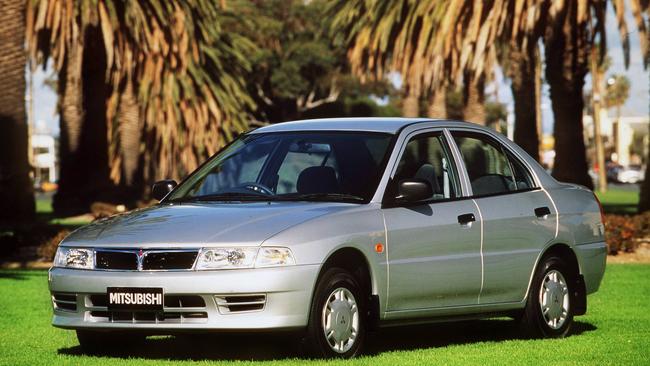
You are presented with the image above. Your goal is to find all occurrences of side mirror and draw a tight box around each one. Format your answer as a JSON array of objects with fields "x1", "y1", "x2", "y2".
[
  {"x1": 152, "y1": 179, "x2": 177, "y2": 201},
  {"x1": 397, "y1": 179, "x2": 432, "y2": 202}
]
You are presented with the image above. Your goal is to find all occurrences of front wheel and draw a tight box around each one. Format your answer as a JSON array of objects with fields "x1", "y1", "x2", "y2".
[
  {"x1": 520, "y1": 256, "x2": 574, "y2": 338},
  {"x1": 304, "y1": 267, "x2": 366, "y2": 358}
]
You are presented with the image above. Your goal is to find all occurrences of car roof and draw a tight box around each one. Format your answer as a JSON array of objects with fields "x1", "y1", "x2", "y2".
[{"x1": 250, "y1": 117, "x2": 482, "y2": 134}]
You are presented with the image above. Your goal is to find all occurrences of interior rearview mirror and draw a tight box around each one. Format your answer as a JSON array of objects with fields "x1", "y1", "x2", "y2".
[
  {"x1": 152, "y1": 179, "x2": 178, "y2": 201},
  {"x1": 397, "y1": 179, "x2": 432, "y2": 202}
]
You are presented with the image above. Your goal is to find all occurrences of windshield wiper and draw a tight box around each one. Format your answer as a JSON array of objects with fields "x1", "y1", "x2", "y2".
[
  {"x1": 171, "y1": 192, "x2": 276, "y2": 203},
  {"x1": 275, "y1": 193, "x2": 365, "y2": 203}
]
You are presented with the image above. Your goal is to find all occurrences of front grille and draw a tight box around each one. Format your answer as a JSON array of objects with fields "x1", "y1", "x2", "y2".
[
  {"x1": 86, "y1": 293, "x2": 208, "y2": 324},
  {"x1": 94, "y1": 249, "x2": 198, "y2": 271},
  {"x1": 165, "y1": 295, "x2": 206, "y2": 308},
  {"x1": 214, "y1": 294, "x2": 266, "y2": 314},
  {"x1": 142, "y1": 251, "x2": 198, "y2": 270},
  {"x1": 96, "y1": 251, "x2": 137, "y2": 270},
  {"x1": 52, "y1": 293, "x2": 77, "y2": 312},
  {"x1": 89, "y1": 311, "x2": 208, "y2": 323}
]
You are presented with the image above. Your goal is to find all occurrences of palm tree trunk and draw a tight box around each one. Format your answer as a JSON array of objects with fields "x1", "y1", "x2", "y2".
[
  {"x1": 117, "y1": 78, "x2": 142, "y2": 194},
  {"x1": 52, "y1": 39, "x2": 84, "y2": 214},
  {"x1": 535, "y1": 51, "x2": 543, "y2": 152},
  {"x1": 0, "y1": 0, "x2": 34, "y2": 221},
  {"x1": 510, "y1": 42, "x2": 541, "y2": 162},
  {"x1": 402, "y1": 88, "x2": 420, "y2": 117},
  {"x1": 53, "y1": 23, "x2": 111, "y2": 214},
  {"x1": 427, "y1": 90, "x2": 447, "y2": 119},
  {"x1": 462, "y1": 73, "x2": 486, "y2": 125},
  {"x1": 544, "y1": 0, "x2": 594, "y2": 189},
  {"x1": 80, "y1": 24, "x2": 111, "y2": 202},
  {"x1": 639, "y1": 118, "x2": 650, "y2": 212}
]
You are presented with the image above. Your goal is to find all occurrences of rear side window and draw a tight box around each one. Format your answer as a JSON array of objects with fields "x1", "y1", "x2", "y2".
[{"x1": 452, "y1": 132, "x2": 535, "y2": 196}]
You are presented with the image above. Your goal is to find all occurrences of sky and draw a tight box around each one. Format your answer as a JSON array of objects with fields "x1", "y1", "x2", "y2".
[{"x1": 29, "y1": 3, "x2": 649, "y2": 137}]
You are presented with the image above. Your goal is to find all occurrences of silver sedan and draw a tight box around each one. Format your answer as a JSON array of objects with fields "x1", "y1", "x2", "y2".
[{"x1": 50, "y1": 118, "x2": 607, "y2": 358}]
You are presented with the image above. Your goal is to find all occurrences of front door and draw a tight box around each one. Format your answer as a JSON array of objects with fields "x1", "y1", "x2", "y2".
[{"x1": 383, "y1": 131, "x2": 482, "y2": 311}]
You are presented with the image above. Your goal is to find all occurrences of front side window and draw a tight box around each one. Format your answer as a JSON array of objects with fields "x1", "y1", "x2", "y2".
[
  {"x1": 167, "y1": 132, "x2": 393, "y2": 203},
  {"x1": 392, "y1": 133, "x2": 459, "y2": 201},
  {"x1": 452, "y1": 132, "x2": 535, "y2": 196}
]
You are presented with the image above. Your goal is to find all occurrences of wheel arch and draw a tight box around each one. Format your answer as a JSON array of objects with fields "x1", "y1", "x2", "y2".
[
  {"x1": 312, "y1": 246, "x2": 379, "y2": 328},
  {"x1": 527, "y1": 242, "x2": 587, "y2": 316}
]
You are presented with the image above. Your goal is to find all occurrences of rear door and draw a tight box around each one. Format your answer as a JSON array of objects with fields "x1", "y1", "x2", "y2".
[
  {"x1": 383, "y1": 130, "x2": 482, "y2": 311},
  {"x1": 450, "y1": 130, "x2": 556, "y2": 304}
]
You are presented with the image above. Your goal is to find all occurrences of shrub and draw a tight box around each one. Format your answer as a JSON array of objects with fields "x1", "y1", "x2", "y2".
[
  {"x1": 604, "y1": 215, "x2": 638, "y2": 254},
  {"x1": 604, "y1": 212, "x2": 650, "y2": 254},
  {"x1": 0, "y1": 224, "x2": 69, "y2": 262},
  {"x1": 635, "y1": 211, "x2": 650, "y2": 238},
  {"x1": 36, "y1": 229, "x2": 70, "y2": 261}
]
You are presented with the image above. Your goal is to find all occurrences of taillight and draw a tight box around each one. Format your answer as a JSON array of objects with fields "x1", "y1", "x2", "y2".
[{"x1": 593, "y1": 192, "x2": 605, "y2": 224}]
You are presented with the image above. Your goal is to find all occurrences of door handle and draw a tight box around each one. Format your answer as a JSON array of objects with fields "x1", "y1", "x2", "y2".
[
  {"x1": 534, "y1": 206, "x2": 551, "y2": 218},
  {"x1": 457, "y1": 213, "x2": 476, "y2": 225}
]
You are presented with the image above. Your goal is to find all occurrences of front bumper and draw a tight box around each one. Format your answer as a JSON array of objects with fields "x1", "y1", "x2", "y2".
[{"x1": 49, "y1": 264, "x2": 320, "y2": 331}]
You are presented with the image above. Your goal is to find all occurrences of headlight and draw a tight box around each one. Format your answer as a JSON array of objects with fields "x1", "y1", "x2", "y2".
[
  {"x1": 195, "y1": 247, "x2": 258, "y2": 270},
  {"x1": 54, "y1": 247, "x2": 94, "y2": 269},
  {"x1": 255, "y1": 247, "x2": 295, "y2": 267},
  {"x1": 195, "y1": 247, "x2": 295, "y2": 270}
]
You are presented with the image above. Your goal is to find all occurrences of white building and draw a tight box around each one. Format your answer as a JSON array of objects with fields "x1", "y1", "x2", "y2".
[
  {"x1": 583, "y1": 112, "x2": 649, "y2": 167},
  {"x1": 31, "y1": 133, "x2": 57, "y2": 184}
]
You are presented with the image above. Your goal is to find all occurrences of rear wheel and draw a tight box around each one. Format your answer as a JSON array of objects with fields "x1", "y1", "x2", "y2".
[
  {"x1": 305, "y1": 267, "x2": 366, "y2": 358},
  {"x1": 520, "y1": 256, "x2": 574, "y2": 338},
  {"x1": 76, "y1": 330, "x2": 145, "y2": 352}
]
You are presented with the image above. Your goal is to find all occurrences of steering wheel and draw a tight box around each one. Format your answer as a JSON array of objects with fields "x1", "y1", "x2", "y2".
[{"x1": 239, "y1": 182, "x2": 275, "y2": 196}]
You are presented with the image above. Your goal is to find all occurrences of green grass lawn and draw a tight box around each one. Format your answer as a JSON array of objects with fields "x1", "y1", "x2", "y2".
[
  {"x1": 1, "y1": 265, "x2": 649, "y2": 365},
  {"x1": 35, "y1": 194, "x2": 93, "y2": 228},
  {"x1": 596, "y1": 188, "x2": 640, "y2": 214}
]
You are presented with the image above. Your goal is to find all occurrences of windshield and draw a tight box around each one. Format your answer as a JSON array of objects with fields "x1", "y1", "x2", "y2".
[{"x1": 167, "y1": 132, "x2": 394, "y2": 203}]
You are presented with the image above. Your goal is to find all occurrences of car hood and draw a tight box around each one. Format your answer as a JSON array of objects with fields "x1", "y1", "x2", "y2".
[{"x1": 62, "y1": 201, "x2": 353, "y2": 248}]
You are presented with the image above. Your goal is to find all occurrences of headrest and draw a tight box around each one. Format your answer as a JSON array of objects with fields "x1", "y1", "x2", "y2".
[
  {"x1": 297, "y1": 166, "x2": 339, "y2": 194},
  {"x1": 415, "y1": 163, "x2": 440, "y2": 193}
]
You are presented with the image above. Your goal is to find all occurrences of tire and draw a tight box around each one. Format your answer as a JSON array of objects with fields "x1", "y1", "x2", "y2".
[
  {"x1": 520, "y1": 256, "x2": 574, "y2": 338},
  {"x1": 304, "y1": 267, "x2": 366, "y2": 358},
  {"x1": 76, "y1": 330, "x2": 145, "y2": 353}
]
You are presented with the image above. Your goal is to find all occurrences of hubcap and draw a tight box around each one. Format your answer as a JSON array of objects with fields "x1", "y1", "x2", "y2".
[
  {"x1": 321, "y1": 287, "x2": 359, "y2": 353},
  {"x1": 539, "y1": 269, "x2": 570, "y2": 330}
]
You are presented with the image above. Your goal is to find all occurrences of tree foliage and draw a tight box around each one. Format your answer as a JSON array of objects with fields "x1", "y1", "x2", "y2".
[
  {"x1": 604, "y1": 74, "x2": 631, "y2": 110},
  {"x1": 228, "y1": 0, "x2": 348, "y2": 122},
  {"x1": 26, "y1": 0, "x2": 255, "y2": 184}
]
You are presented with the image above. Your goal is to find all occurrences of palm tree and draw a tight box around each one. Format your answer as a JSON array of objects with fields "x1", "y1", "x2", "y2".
[
  {"x1": 624, "y1": 0, "x2": 650, "y2": 212},
  {"x1": 542, "y1": 0, "x2": 599, "y2": 189},
  {"x1": 467, "y1": 0, "x2": 625, "y2": 188},
  {"x1": 330, "y1": 1, "x2": 454, "y2": 118},
  {"x1": 332, "y1": 0, "x2": 645, "y2": 189},
  {"x1": 26, "y1": 0, "x2": 254, "y2": 207},
  {"x1": 0, "y1": 0, "x2": 35, "y2": 222},
  {"x1": 603, "y1": 73, "x2": 630, "y2": 178},
  {"x1": 330, "y1": 1, "x2": 534, "y2": 126},
  {"x1": 507, "y1": 42, "x2": 542, "y2": 161},
  {"x1": 604, "y1": 74, "x2": 631, "y2": 130},
  {"x1": 103, "y1": 1, "x2": 254, "y2": 184},
  {"x1": 499, "y1": 1, "x2": 550, "y2": 162}
]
